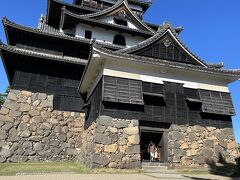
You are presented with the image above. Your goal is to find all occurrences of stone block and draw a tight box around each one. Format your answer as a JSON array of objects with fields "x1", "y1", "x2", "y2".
[
  {"x1": 38, "y1": 93, "x2": 47, "y2": 100},
  {"x1": 29, "y1": 110, "x2": 40, "y2": 117},
  {"x1": 171, "y1": 131, "x2": 184, "y2": 141},
  {"x1": 180, "y1": 142, "x2": 188, "y2": 149},
  {"x1": 96, "y1": 126, "x2": 106, "y2": 133},
  {"x1": 193, "y1": 155, "x2": 205, "y2": 164},
  {"x1": 0, "y1": 130, "x2": 6, "y2": 140},
  {"x1": 124, "y1": 127, "x2": 139, "y2": 135},
  {"x1": 128, "y1": 135, "x2": 140, "y2": 145},
  {"x1": 0, "y1": 115, "x2": 14, "y2": 122},
  {"x1": 66, "y1": 148, "x2": 77, "y2": 155},
  {"x1": 0, "y1": 157, "x2": 6, "y2": 163},
  {"x1": 227, "y1": 141, "x2": 236, "y2": 149},
  {"x1": 202, "y1": 149, "x2": 214, "y2": 159},
  {"x1": 41, "y1": 100, "x2": 53, "y2": 108},
  {"x1": 7, "y1": 92, "x2": 17, "y2": 101},
  {"x1": 92, "y1": 154, "x2": 110, "y2": 166},
  {"x1": 9, "y1": 110, "x2": 22, "y2": 117},
  {"x1": 17, "y1": 122, "x2": 28, "y2": 131},
  {"x1": 2, "y1": 123, "x2": 13, "y2": 131},
  {"x1": 98, "y1": 116, "x2": 112, "y2": 127},
  {"x1": 115, "y1": 121, "x2": 129, "y2": 129},
  {"x1": 109, "y1": 162, "x2": 118, "y2": 168},
  {"x1": 126, "y1": 145, "x2": 140, "y2": 154},
  {"x1": 0, "y1": 107, "x2": 9, "y2": 115},
  {"x1": 19, "y1": 104, "x2": 31, "y2": 112},
  {"x1": 20, "y1": 130, "x2": 31, "y2": 138},
  {"x1": 188, "y1": 133, "x2": 198, "y2": 142},
  {"x1": 203, "y1": 140, "x2": 214, "y2": 148},
  {"x1": 33, "y1": 100, "x2": 41, "y2": 106},
  {"x1": 0, "y1": 148, "x2": 13, "y2": 158},
  {"x1": 33, "y1": 143, "x2": 44, "y2": 151},
  {"x1": 3, "y1": 100, "x2": 20, "y2": 111},
  {"x1": 94, "y1": 133, "x2": 111, "y2": 145},
  {"x1": 32, "y1": 116, "x2": 43, "y2": 123},
  {"x1": 21, "y1": 91, "x2": 32, "y2": 97},
  {"x1": 104, "y1": 144, "x2": 117, "y2": 153},
  {"x1": 191, "y1": 142, "x2": 199, "y2": 149}
]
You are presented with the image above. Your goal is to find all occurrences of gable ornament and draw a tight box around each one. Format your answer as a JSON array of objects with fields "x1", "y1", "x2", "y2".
[{"x1": 163, "y1": 39, "x2": 172, "y2": 47}]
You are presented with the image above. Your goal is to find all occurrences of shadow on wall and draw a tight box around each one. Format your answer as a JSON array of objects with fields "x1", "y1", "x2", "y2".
[{"x1": 206, "y1": 153, "x2": 240, "y2": 178}]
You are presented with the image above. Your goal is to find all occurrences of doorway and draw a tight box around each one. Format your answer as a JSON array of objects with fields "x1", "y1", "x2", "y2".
[{"x1": 140, "y1": 131, "x2": 165, "y2": 162}]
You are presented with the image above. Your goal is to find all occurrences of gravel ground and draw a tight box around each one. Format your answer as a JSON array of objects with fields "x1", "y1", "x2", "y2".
[{"x1": 0, "y1": 173, "x2": 237, "y2": 180}]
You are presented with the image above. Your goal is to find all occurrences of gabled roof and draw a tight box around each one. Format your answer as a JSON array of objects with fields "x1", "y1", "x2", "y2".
[
  {"x1": 79, "y1": 0, "x2": 155, "y2": 33},
  {"x1": 118, "y1": 22, "x2": 208, "y2": 67},
  {"x1": 94, "y1": 44, "x2": 240, "y2": 78},
  {"x1": 60, "y1": 8, "x2": 154, "y2": 37},
  {"x1": 46, "y1": 0, "x2": 96, "y2": 28},
  {"x1": 79, "y1": 43, "x2": 240, "y2": 93}
]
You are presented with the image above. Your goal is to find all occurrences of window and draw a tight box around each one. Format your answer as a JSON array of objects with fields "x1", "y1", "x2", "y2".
[
  {"x1": 85, "y1": 30, "x2": 92, "y2": 39},
  {"x1": 114, "y1": 18, "x2": 127, "y2": 26},
  {"x1": 113, "y1": 34, "x2": 126, "y2": 46}
]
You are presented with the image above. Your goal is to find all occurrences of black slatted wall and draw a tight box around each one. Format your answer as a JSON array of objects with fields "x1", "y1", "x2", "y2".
[
  {"x1": 84, "y1": 78, "x2": 103, "y2": 128},
  {"x1": 100, "y1": 77, "x2": 233, "y2": 129},
  {"x1": 103, "y1": 76, "x2": 144, "y2": 105},
  {"x1": 12, "y1": 59, "x2": 85, "y2": 112},
  {"x1": 199, "y1": 89, "x2": 235, "y2": 116}
]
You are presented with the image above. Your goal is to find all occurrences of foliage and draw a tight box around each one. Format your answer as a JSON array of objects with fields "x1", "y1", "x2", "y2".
[
  {"x1": 0, "y1": 86, "x2": 9, "y2": 107},
  {"x1": 207, "y1": 153, "x2": 240, "y2": 177}
]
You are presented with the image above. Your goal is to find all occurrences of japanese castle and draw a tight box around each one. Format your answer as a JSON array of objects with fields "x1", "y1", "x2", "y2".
[{"x1": 0, "y1": 0, "x2": 239, "y2": 168}]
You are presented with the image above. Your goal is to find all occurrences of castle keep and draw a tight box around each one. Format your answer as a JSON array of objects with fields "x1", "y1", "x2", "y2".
[{"x1": 0, "y1": 0, "x2": 239, "y2": 168}]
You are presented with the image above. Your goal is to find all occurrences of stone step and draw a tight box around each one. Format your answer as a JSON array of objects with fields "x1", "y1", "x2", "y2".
[
  {"x1": 142, "y1": 162, "x2": 173, "y2": 173},
  {"x1": 142, "y1": 162, "x2": 170, "y2": 167}
]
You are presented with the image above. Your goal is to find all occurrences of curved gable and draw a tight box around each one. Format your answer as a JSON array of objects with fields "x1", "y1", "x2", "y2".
[
  {"x1": 80, "y1": 0, "x2": 155, "y2": 33},
  {"x1": 119, "y1": 27, "x2": 208, "y2": 67}
]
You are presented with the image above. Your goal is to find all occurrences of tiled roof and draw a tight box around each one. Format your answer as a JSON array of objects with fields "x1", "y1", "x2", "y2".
[
  {"x1": 61, "y1": 8, "x2": 154, "y2": 36},
  {"x1": 79, "y1": 0, "x2": 155, "y2": 33},
  {"x1": 93, "y1": 44, "x2": 240, "y2": 77},
  {"x1": 0, "y1": 41, "x2": 88, "y2": 65},
  {"x1": 118, "y1": 22, "x2": 208, "y2": 67},
  {"x1": 3, "y1": 17, "x2": 91, "y2": 44}
]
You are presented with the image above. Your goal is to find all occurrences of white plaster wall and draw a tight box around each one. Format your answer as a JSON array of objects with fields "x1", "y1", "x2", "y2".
[
  {"x1": 75, "y1": 23, "x2": 145, "y2": 47},
  {"x1": 103, "y1": 62, "x2": 230, "y2": 92},
  {"x1": 96, "y1": 16, "x2": 140, "y2": 30}
]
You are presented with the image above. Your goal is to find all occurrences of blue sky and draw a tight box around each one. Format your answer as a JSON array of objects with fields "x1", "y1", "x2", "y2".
[{"x1": 0, "y1": 0, "x2": 239, "y2": 142}]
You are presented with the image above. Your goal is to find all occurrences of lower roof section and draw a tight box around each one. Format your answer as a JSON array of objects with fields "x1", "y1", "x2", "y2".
[{"x1": 0, "y1": 42, "x2": 87, "y2": 84}]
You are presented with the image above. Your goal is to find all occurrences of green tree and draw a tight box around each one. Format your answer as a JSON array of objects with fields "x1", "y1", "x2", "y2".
[{"x1": 0, "y1": 86, "x2": 9, "y2": 107}]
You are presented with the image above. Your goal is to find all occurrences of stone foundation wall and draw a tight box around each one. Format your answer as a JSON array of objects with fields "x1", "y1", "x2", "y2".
[
  {"x1": 81, "y1": 116, "x2": 141, "y2": 168},
  {"x1": 168, "y1": 124, "x2": 239, "y2": 166},
  {"x1": 0, "y1": 89, "x2": 85, "y2": 162}
]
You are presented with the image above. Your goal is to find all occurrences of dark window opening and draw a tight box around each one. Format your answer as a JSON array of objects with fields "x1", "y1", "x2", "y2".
[
  {"x1": 113, "y1": 34, "x2": 126, "y2": 46},
  {"x1": 85, "y1": 30, "x2": 92, "y2": 39},
  {"x1": 114, "y1": 18, "x2": 128, "y2": 26}
]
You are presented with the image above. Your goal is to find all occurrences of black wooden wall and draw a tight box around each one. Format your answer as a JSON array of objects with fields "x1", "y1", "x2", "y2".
[
  {"x1": 12, "y1": 58, "x2": 85, "y2": 112},
  {"x1": 84, "y1": 78, "x2": 103, "y2": 128},
  {"x1": 100, "y1": 76, "x2": 234, "y2": 129}
]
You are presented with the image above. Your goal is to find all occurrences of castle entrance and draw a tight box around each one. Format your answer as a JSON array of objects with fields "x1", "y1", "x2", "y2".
[{"x1": 139, "y1": 122, "x2": 170, "y2": 163}]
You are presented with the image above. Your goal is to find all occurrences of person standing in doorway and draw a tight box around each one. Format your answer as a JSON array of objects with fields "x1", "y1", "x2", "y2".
[{"x1": 148, "y1": 140, "x2": 156, "y2": 162}]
